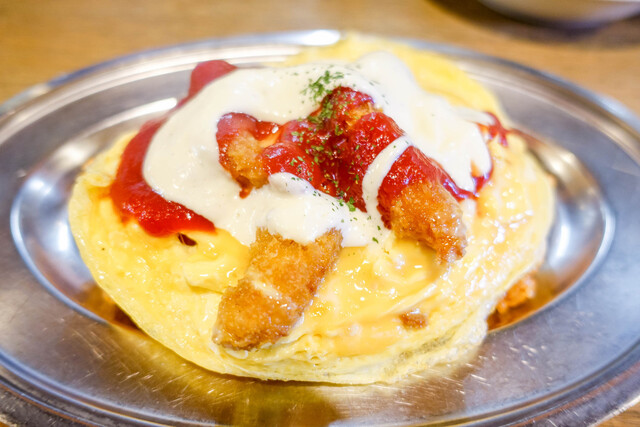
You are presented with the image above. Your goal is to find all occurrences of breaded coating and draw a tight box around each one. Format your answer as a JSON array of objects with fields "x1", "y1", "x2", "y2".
[
  {"x1": 389, "y1": 181, "x2": 467, "y2": 264},
  {"x1": 488, "y1": 273, "x2": 537, "y2": 329},
  {"x1": 217, "y1": 112, "x2": 279, "y2": 195},
  {"x1": 399, "y1": 309, "x2": 427, "y2": 329},
  {"x1": 494, "y1": 274, "x2": 536, "y2": 315},
  {"x1": 213, "y1": 229, "x2": 342, "y2": 350},
  {"x1": 221, "y1": 132, "x2": 269, "y2": 193}
]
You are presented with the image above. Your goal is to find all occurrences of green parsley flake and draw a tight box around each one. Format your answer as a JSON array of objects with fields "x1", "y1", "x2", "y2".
[
  {"x1": 346, "y1": 197, "x2": 356, "y2": 212},
  {"x1": 302, "y1": 70, "x2": 345, "y2": 104}
]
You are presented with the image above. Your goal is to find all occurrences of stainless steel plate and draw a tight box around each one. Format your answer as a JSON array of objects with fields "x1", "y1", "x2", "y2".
[{"x1": 1, "y1": 30, "x2": 639, "y2": 425}]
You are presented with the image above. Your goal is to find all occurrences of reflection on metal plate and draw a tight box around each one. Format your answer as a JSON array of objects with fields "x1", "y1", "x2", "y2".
[{"x1": 1, "y1": 31, "x2": 639, "y2": 425}]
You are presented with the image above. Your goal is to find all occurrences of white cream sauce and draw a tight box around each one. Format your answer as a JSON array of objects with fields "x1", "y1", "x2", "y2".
[{"x1": 143, "y1": 52, "x2": 490, "y2": 247}]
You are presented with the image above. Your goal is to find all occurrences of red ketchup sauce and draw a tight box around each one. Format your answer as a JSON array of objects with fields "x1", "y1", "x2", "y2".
[
  {"x1": 111, "y1": 60, "x2": 509, "y2": 236},
  {"x1": 216, "y1": 85, "x2": 506, "y2": 224},
  {"x1": 110, "y1": 60, "x2": 237, "y2": 235}
]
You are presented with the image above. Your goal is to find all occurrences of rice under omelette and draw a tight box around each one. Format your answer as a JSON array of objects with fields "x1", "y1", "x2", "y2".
[{"x1": 68, "y1": 35, "x2": 555, "y2": 384}]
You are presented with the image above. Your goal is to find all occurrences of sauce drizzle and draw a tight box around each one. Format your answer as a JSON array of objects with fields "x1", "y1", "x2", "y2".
[{"x1": 111, "y1": 58, "x2": 509, "y2": 242}]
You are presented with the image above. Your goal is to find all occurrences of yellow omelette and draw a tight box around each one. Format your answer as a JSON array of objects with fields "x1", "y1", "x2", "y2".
[{"x1": 68, "y1": 35, "x2": 554, "y2": 384}]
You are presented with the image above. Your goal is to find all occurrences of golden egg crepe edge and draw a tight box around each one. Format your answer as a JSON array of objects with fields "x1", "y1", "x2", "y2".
[{"x1": 68, "y1": 35, "x2": 555, "y2": 384}]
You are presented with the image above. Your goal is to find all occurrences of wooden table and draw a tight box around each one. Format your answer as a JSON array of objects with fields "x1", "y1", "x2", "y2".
[{"x1": 1, "y1": 0, "x2": 639, "y2": 425}]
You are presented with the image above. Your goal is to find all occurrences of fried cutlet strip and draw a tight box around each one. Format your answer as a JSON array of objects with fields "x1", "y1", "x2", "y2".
[
  {"x1": 223, "y1": 131, "x2": 269, "y2": 191},
  {"x1": 494, "y1": 273, "x2": 536, "y2": 315},
  {"x1": 325, "y1": 89, "x2": 467, "y2": 264},
  {"x1": 213, "y1": 229, "x2": 342, "y2": 350},
  {"x1": 216, "y1": 113, "x2": 278, "y2": 195},
  {"x1": 488, "y1": 273, "x2": 537, "y2": 329},
  {"x1": 388, "y1": 180, "x2": 467, "y2": 264}
]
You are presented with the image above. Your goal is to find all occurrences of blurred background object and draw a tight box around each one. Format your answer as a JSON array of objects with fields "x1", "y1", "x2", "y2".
[{"x1": 479, "y1": 0, "x2": 640, "y2": 28}]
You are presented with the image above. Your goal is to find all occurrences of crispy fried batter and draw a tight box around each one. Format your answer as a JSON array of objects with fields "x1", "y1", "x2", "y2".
[
  {"x1": 213, "y1": 229, "x2": 342, "y2": 350},
  {"x1": 223, "y1": 132, "x2": 269, "y2": 191},
  {"x1": 488, "y1": 273, "x2": 537, "y2": 329},
  {"x1": 389, "y1": 181, "x2": 467, "y2": 264},
  {"x1": 494, "y1": 274, "x2": 536, "y2": 315},
  {"x1": 399, "y1": 309, "x2": 427, "y2": 329}
]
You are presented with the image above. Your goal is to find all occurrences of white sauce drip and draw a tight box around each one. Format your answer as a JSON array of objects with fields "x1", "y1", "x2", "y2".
[{"x1": 143, "y1": 52, "x2": 491, "y2": 247}]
